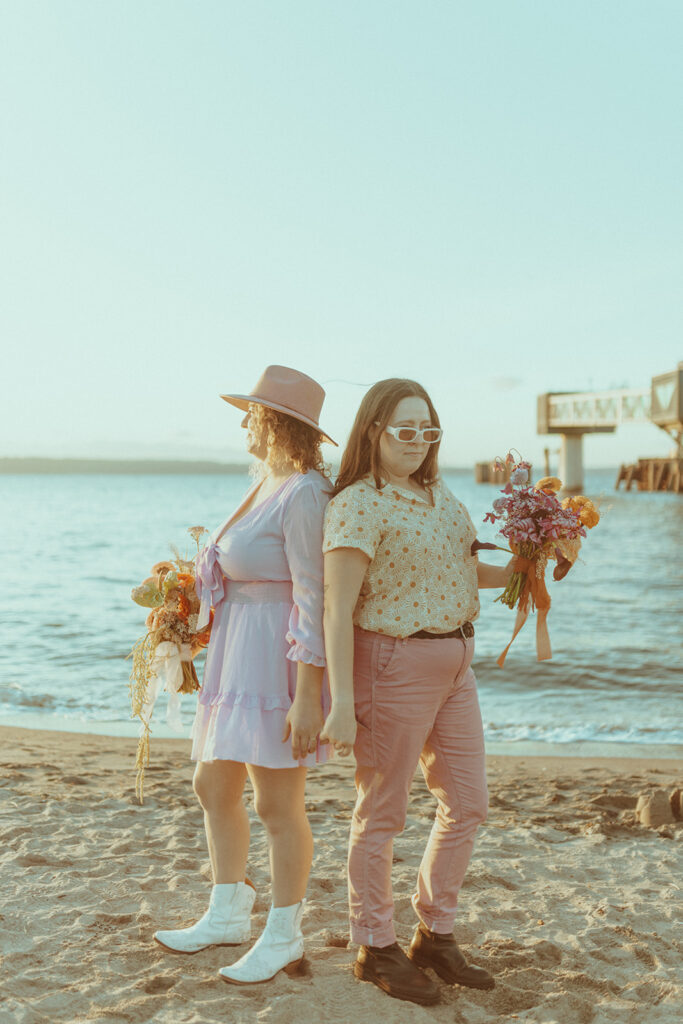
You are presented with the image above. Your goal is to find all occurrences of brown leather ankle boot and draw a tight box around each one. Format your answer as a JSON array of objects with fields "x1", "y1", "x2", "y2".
[
  {"x1": 408, "y1": 923, "x2": 495, "y2": 990},
  {"x1": 354, "y1": 942, "x2": 440, "y2": 1005}
]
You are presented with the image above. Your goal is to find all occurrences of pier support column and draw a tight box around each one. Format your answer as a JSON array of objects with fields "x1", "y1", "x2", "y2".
[{"x1": 559, "y1": 434, "x2": 584, "y2": 492}]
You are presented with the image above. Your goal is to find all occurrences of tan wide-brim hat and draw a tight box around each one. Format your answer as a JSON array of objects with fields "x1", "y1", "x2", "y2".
[{"x1": 221, "y1": 364, "x2": 337, "y2": 446}]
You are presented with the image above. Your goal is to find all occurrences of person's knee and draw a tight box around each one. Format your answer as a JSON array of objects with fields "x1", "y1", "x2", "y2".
[
  {"x1": 461, "y1": 784, "x2": 488, "y2": 826},
  {"x1": 192, "y1": 767, "x2": 208, "y2": 806},
  {"x1": 193, "y1": 766, "x2": 243, "y2": 812},
  {"x1": 253, "y1": 790, "x2": 304, "y2": 834},
  {"x1": 436, "y1": 786, "x2": 488, "y2": 829}
]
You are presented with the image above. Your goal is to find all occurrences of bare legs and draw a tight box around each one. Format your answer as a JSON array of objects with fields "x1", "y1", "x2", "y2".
[
  {"x1": 193, "y1": 760, "x2": 250, "y2": 883},
  {"x1": 193, "y1": 760, "x2": 311, "y2": 903},
  {"x1": 249, "y1": 765, "x2": 311, "y2": 906}
]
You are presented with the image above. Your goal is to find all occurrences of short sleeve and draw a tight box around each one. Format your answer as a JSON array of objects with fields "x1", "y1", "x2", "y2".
[
  {"x1": 323, "y1": 484, "x2": 383, "y2": 560},
  {"x1": 282, "y1": 476, "x2": 330, "y2": 666}
]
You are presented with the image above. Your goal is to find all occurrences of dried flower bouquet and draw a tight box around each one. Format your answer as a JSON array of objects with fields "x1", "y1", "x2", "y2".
[{"x1": 129, "y1": 526, "x2": 212, "y2": 800}]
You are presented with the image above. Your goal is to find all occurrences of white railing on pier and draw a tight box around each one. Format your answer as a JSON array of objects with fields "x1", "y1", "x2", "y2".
[{"x1": 547, "y1": 388, "x2": 651, "y2": 429}]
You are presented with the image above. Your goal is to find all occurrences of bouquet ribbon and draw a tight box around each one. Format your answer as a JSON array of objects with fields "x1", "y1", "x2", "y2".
[
  {"x1": 497, "y1": 555, "x2": 552, "y2": 667},
  {"x1": 140, "y1": 641, "x2": 193, "y2": 733}
]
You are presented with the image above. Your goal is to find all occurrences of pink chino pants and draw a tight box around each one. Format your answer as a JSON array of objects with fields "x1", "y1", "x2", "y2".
[{"x1": 348, "y1": 627, "x2": 488, "y2": 947}]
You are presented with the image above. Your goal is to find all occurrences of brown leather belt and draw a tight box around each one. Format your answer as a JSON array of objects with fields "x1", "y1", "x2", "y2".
[{"x1": 410, "y1": 622, "x2": 474, "y2": 641}]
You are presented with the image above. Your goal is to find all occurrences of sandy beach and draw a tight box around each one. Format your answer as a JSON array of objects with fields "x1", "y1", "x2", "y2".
[{"x1": 1, "y1": 727, "x2": 681, "y2": 1024}]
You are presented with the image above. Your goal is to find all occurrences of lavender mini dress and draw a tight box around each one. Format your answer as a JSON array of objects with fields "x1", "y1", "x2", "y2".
[{"x1": 191, "y1": 470, "x2": 332, "y2": 768}]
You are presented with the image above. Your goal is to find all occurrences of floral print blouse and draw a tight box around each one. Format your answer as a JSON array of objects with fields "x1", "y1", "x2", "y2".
[{"x1": 323, "y1": 476, "x2": 479, "y2": 637}]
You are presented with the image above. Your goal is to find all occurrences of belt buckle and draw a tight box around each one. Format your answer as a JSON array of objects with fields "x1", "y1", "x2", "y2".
[{"x1": 461, "y1": 622, "x2": 474, "y2": 639}]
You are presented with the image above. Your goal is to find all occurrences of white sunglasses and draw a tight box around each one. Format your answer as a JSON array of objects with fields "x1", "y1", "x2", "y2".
[{"x1": 379, "y1": 423, "x2": 443, "y2": 444}]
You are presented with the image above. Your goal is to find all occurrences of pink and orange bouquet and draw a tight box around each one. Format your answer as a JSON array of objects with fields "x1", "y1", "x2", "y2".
[
  {"x1": 129, "y1": 526, "x2": 213, "y2": 799},
  {"x1": 479, "y1": 454, "x2": 600, "y2": 666}
]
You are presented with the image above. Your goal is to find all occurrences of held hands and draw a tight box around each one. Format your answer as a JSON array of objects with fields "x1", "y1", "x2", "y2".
[
  {"x1": 319, "y1": 703, "x2": 357, "y2": 758},
  {"x1": 282, "y1": 692, "x2": 324, "y2": 762}
]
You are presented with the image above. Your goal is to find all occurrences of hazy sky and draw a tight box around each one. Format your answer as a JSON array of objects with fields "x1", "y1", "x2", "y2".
[{"x1": 1, "y1": 1, "x2": 681, "y2": 468}]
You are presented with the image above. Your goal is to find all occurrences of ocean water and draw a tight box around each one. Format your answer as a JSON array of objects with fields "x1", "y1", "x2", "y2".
[{"x1": 1, "y1": 469, "x2": 682, "y2": 755}]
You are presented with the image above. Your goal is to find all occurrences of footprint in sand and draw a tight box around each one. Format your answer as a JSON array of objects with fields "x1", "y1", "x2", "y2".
[
  {"x1": 16, "y1": 853, "x2": 72, "y2": 868},
  {"x1": 0, "y1": 826, "x2": 31, "y2": 842},
  {"x1": 311, "y1": 877, "x2": 335, "y2": 893},
  {"x1": 320, "y1": 930, "x2": 349, "y2": 948},
  {"x1": 140, "y1": 975, "x2": 177, "y2": 994},
  {"x1": 109, "y1": 840, "x2": 134, "y2": 855},
  {"x1": 172, "y1": 857, "x2": 199, "y2": 871},
  {"x1": 85, "y1": 912, "x2": 135, "y2": 929}
]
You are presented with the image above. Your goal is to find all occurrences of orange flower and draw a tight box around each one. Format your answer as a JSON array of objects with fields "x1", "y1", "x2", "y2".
[
  {"x1": 177, "y1": 593, "x2": 191, "y2": 621},
  {"x1": 535, "y1": 476, "x2": 562, "y2": 493},
  {"x1": 561, "y1": 495, "x2": 600, "y2": 528},
  {"x1": 193, "y1": 608, "x2": 215, "y2": 648},
  {"x1": 562, "y1": 494, "x2": 590, "y2": 511},
  {"x1": 579, "y1": 507, "x2": 600, "y2": 528}
]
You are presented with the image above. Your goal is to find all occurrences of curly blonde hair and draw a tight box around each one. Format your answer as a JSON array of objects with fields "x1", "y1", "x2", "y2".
[{"x1": 249, "y1": 402, "x2": 328, "y2": 477}]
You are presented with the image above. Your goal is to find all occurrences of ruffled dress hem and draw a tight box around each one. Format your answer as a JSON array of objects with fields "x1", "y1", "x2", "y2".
[{"x1": 191, "y1": 696, "x2": 331, "y2": 768}]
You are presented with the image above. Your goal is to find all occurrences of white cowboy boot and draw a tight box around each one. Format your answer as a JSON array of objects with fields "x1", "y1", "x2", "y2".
[
  {"x1": 154, "y1": 881, "x2": 255, "y2": 953},
  {"x1": 219, "y1": 899, "x2": 305, "y2": 984}
]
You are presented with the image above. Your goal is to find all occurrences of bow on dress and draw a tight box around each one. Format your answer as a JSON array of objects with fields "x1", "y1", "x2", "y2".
[{"x1": 195, "y1": 542, "x2": 226, "y2": 630}]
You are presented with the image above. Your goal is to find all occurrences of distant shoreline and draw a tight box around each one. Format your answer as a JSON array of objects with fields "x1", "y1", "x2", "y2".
[
  {"x1": 0, "y1": 457, "x2": 251, "y2": 475},
  {"x1": 0, "y1": 457, "x2": 619, "y2": 475}
]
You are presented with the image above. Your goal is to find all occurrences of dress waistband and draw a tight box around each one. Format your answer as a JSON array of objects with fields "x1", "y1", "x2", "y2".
[{"x1": 224, "y1": 580, "x2": 293, "y2": 605}]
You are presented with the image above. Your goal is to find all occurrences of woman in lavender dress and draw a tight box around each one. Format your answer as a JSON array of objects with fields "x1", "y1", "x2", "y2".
[{"x1": 154, "y1": 366, "x2": 340, "y2": 985}]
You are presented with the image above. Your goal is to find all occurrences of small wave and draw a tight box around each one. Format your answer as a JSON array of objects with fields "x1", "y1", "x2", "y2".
[
  {"x1": 0, "y1": 681, "x2": 24, "y2": 692},
  {"x1": 476, "y1": 663, "x2": 682, "y2": 693},
  {"x1": 0, "y1": 693, "x2": 99, "y2": 714},
  {"x1": 83, "y1": 576, "x2": 131, "y2": 584},
  {"x1": 8, "y1": 693, "x2": 58, "y2": 709},
  {"x1": 483, "y1": 721, "x2": 683, "y2": 746}
]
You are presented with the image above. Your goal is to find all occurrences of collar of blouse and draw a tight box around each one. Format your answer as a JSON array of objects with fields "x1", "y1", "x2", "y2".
[{"x1": 365, "y1": 475, "x2": 441, "y2": 508}]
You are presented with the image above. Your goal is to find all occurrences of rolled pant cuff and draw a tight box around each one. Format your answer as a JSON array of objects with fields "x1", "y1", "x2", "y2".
[
  {"x1": 413, "y1": 903, "x2": 456, "y2": 935},
  {"x1": 350, "y1": 920, "x2": 397, "y2": 947}
]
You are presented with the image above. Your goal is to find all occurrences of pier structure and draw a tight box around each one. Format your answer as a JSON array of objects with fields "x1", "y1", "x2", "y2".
[
  {"x1": 615, "y1": 457, "x2": 682, "y2": 493},
  {"x1": 537, "y1": 363, "x2": 683, "y2": 492}
]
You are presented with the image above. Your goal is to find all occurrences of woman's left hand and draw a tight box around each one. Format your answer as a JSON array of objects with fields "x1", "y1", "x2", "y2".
[
  {"x1": 319, "y1": 704, "x2": 357, "y2": 757},
  {"x1": 282, "y1": 693, "x2": 324, "y2": 761}
]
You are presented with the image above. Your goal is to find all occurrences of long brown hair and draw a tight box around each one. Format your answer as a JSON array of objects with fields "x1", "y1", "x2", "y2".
[{"x1": 334, "y1": 379, "x2": 441, "y2": 494}]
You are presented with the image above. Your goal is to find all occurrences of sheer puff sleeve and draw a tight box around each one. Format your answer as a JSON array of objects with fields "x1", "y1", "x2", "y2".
[{"x1": 283, "y1": 474, "x2": 331, "y2": 667}]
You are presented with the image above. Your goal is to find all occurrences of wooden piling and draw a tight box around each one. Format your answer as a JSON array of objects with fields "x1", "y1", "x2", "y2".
[{"x1": 615, "y1": 458, "x2": 683, "y2": 492}]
